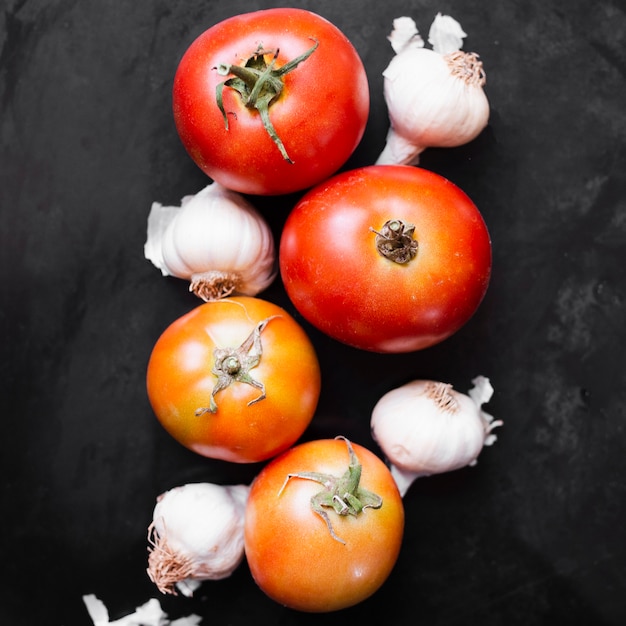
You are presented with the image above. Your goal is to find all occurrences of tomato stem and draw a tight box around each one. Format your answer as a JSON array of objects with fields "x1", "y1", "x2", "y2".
[
  {"x1": 195, "y1": 316, "x2": 280, "y2": 415},
  {"x1": 278, "y1": 436, "x2": 383, "y2": 544},
  {"x1": 370, "y1": 219, "x2": 418, "y2": 264},
  {"x1": 215, "y1": 40, "x2": 319, "y2": 162}
]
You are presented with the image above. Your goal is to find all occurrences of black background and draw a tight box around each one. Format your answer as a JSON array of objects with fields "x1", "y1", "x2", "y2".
[{"x1": 2, "y1": 0, "x2": 626, "y2": 624}]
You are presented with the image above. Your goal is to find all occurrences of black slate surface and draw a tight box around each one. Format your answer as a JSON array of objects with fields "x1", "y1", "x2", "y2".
[{"x1": 2, "y1": 0, "x2": 625, "y2": 624}]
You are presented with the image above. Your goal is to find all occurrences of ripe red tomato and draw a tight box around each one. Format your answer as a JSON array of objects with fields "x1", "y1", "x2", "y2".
[
  {"x1": 279, "y1": 165, "x2": 492, "y2": 353},
  {"x1": 244, "y1": 437, "x2": 404, "y2": 612},
  {"x1": 172, "y1": 8, "x2": 370, "y2": 196},
  {"x1": 146, "y1": 297, "x2": 321, "y2": 463}
]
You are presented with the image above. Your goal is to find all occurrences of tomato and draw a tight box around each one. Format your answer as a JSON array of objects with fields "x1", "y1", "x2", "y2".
[
  {"x1": 244, "y1": 437, "x2": 404, "y2": 612},
  {"x1": 172, "y1": 8, "x2": 369, "y2": 196},
  {"x1": 279, "y1": 165, "x2": 492, "y2": 353},
  {"x1": 146, "y1": 297, "x2": 321, "y2": 463}
]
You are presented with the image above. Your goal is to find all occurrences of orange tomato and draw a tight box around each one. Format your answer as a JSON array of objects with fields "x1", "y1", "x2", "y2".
[
  {"x1": 146, "y1": 297, "x2": 321, "y2": 463},
  {"x1": 244, "y1": 437, "x2": 405, "y2": 611}
]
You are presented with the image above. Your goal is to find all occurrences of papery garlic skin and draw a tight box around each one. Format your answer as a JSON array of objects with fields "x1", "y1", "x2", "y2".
[
  {"x1": 377, "y1": 14, "x2": 490, "y2": 166},
  {"x1": 371, "y1": 376, "x2": 502, "y2": 496},
  {"x1": 427, "y1": 13, "x2": 467, "y2": 55},
  {"x1": 82, "y1": 594, "x2": 201, "y2": 626},
  {"x1": 144, "y1": 183, "x2": 276, "y2": 301},
  {"x1": 147, "y1": 482, "x2": 249, "y2": 596}
]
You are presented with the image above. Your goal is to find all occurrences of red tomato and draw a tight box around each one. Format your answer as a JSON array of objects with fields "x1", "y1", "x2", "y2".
[
  {"x1": 172, "y1": 8, "x2": 370, "y2": 196},
  {"x1": 244, "y1": 437, "x2": 404, "y2": 612},
  {"x1": 279, "y1": 165, "x2": 492, "y2": 353},
  {"x1": 146, "y1": 297, "x2": 321, "y2": 463}
]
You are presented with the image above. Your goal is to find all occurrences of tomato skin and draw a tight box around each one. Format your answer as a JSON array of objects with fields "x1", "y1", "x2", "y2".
[
  {"x1": 173, "y1": 8, "x2": 370, "y2": 196},
  {"x1": 279, "y1": 165, "x2": 492, "y2": 353},
  {"x1": 146, "y1": 297, "x2": 321, "y2": 463},
  {"x1": 244, "y1": 438, "x2": 404, "y2": 612}
]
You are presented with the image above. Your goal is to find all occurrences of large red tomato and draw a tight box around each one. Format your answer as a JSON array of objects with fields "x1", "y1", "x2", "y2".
[
  {"x1": 146, "y1": 297, "x2": 321, "y2": 463},
  {"x1": 279, "y1": 165, "x2": 492, "y2": 353},
  {"x1": 172, "y1": 8, "x2": 370, "y2": 196},
  {"x1": 244, "y1": 437, "x2": 404, "y2": 612}
]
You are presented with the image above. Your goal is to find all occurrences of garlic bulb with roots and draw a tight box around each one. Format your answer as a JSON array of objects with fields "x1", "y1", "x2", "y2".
[
  {"x1": 144, "y1": 183, "x2": 277, "y2": 301},
  {"x1": 371, "y1": 376, "x2": 502, "y2": 496},
  {"x1": 147, "y1": 482, "x2": 249, "y2": 596},
  {"x1": 376, "y1": 13, "x2": 490, "y2": 166}
]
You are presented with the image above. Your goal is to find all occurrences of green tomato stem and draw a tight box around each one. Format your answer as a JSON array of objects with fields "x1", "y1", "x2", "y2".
[
  {"x1": 278, "y1": 436, "x2": 383, "y2": 544},
  {"x1": 195, "y1": 316, "x2": 280, "y2": 415},
  {"x1": 215, "y1": 40, "x2": 319, "y2": 162}
]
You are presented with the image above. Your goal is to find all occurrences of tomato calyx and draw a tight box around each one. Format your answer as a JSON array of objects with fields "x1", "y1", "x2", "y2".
[
  {"x1": 215, "y1": 39, "x2": 319, "y2": 163},
  {"x1": 370, "y1": 219, "x2": 418, "y2": 264},
  {"x1": 278, "y1": 436, "x2": 383, "y2": 544},
  {"x1": 196, "y1": 316, "x2": 280, "y2": 415}
]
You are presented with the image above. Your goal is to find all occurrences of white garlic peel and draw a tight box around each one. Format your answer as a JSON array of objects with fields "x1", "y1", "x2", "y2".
[
  {"x1": 147, "y1": 482, "x2": 249, "y2": 596},
  {"x1": 144, "y1": 183, "x2": 277, "y2": 301},
  {"x1": 82, "y1": 594, "x2": 201, "y2": 626},
  {"x1": 376, "y1": 13, "x2": 490, "y2": 166},
  {"x1": 370, "y1": 376, "x2": 502, "y2": 497}
]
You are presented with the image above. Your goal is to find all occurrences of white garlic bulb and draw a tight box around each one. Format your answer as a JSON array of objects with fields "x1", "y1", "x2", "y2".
[
  {"x1": 376, "y1": 14, "x2": 490, "y2": 166},
  {"x1": 144, "y1": 183, "x2": 277, "y2": 301},
  {"x1": 371, "y1": 376, "x2": 502, "y2": 496},
  {"x1": 147, "y1": 482, "x2": 249, "y2": 596}
]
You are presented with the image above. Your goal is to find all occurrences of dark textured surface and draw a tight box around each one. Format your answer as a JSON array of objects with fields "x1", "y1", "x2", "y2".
[{"x1": 2, "y1": 0, "x2": 626, "y2": 624}]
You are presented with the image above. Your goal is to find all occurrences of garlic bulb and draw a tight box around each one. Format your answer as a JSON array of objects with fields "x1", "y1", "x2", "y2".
[
  {"x1": 147, "y1": 482, "x2": 249, "y2": 596},
  {"x1": 371, "y1": 376, "x2": 502, "y2": 496},
  {"x1": 144, "y1": 183, "x2": 277, "y2": 301},
  {"x1": 376, "y1": 13, "x2": 490, "y2": 166}
]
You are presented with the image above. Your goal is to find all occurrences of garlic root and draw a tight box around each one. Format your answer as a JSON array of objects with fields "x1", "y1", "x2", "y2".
[{"x1": 189, "y1": 270, "x2": 242, "y2": 301}]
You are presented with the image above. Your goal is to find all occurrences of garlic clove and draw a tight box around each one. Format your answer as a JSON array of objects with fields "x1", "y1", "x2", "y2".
[
  {"x1": 377, "y1": 13, "x2": 490, "y2": 166},
  {"x1": 147, "y1": 482, "x2": 250, "y2": 596},
  {"x1": 371, "y1": 378, "x2": 502, "y2": 496},
  {"x1": 145, "y1": 183, "x2": 277, "y2": 301}
]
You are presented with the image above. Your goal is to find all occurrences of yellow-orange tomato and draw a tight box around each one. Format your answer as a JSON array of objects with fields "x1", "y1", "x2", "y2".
[
  {"x1": 146, "y1": 297, "x2": 321, "y2": 463},
  {"x1": 244, "y1": 437, "x2": 405, "y2": 612}
]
